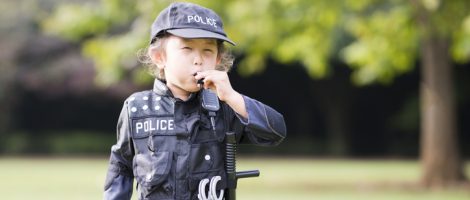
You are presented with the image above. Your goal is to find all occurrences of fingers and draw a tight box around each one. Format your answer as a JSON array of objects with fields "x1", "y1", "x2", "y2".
[
  {"x1": 194, "y1": 70, "x2": 226, "y2": 89},
  {"x1": 194, "y1": 70, "x2": 216, "y2": 80},
  {"x1": 194, "y1": 70, "x2": 235, "y2": 102}
]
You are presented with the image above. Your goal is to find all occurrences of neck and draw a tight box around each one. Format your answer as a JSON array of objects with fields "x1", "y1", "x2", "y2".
[{"x1": 166, "y1": 83, "x2": 191, "y2": 101}]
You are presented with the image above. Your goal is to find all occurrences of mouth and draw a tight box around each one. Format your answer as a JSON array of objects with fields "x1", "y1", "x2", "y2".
[{"x1": 193, "y1": 72, "x2": 204, "y2": 88}]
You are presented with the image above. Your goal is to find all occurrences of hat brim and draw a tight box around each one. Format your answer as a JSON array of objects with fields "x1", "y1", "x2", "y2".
[{"x1": 167, "y1": 28, "x2": 235, "y2": 46}]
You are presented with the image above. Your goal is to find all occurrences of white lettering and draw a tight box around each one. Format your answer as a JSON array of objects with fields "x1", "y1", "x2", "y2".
[
  {"x1": 197, "y1": 15, "x2": 206, "y2": 24},
  {"x1": 168, "y1": 120, "x2": 174, "y2": 130},
  {"x1": 135, "y1": 119, "x2": 175, "y2": 134},
  {"x1": 144, "y1": 121, "x2": 149, "y2": 132},
  {"x1": 149, "y1": 120, "x2": 155, "y2": 131},
  {"x1": 206, "y1": 17, "x2": 217, "y2": 28},
  {"x1": 187, "y1": 15, "x2": 217, "y2": 28},
  {"x1": 136, "y1": 122, "x2": 143, "y2": 133}
]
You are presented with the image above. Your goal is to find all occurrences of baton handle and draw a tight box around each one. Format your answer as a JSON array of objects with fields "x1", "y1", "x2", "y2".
[
  {"x1": 225, "y1": 132, "x2": 261, "y2": 200},
  {"x1": 236, "y1": 170, "x2": 260, "y2": 179},
  {"x1": 225, "y1": 132, "x2": 237, "y2": 200}
]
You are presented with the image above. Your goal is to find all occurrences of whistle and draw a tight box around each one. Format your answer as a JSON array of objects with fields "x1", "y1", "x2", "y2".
[{"x1": 194, "y1": 72, "x2": 204, "y2": 87}]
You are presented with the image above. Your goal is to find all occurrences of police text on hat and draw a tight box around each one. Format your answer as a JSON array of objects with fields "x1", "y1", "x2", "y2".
[{"x1": 150, "y1": 2, "x2": 235, "y2": 45}]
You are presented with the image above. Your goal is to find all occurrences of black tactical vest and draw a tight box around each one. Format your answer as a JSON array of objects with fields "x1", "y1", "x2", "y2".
[{"x1": 127, "y1": 90, "x2": 228, "y2": 200}]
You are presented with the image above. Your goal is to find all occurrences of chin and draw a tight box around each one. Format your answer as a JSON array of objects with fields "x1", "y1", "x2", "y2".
[{"x1": 185, "y1": 85, "x2": 201, "y2": 93}]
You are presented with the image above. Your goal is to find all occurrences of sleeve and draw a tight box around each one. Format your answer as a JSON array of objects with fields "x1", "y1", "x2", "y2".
[
  {"x1": 104, "y1": 102, "x2": 135, "y2": 200},
  {"x1": 229, "y1": 95, "x2": 287, "y2": 146}
]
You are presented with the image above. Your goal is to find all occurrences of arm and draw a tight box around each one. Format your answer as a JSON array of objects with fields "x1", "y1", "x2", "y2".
[
  {"x1": 195, "y1": 70, "x2": 286, "y2": 146},
  {"x1": 230, "y1": 95, "x2": 286, "y2": 146},
  {"x1": 104, "y1": 103, "x2": 134, "y2": 200},
  {"x1": 223, "y1": 90, "x2": 247, "y2": 119}
]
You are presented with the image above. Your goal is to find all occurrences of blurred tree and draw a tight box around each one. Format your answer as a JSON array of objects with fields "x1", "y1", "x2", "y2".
[
  {"x1": 0, "y1": 0, "x2": 126, "y2": 154},
  {"x1": 42, "y1": 0, "x2": 470, "y2": 187},
  {"x1": 0, "y1": 1, "x2": 41, "y2": 139}
]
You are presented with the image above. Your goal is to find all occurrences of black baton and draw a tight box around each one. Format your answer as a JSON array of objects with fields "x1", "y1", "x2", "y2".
[{"x1": 225, "y1": 132, "x2": 260, "y2": 200}]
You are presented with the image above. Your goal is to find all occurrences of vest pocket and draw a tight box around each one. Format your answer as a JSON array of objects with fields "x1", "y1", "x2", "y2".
[
  {"x1": 188, "y1": 141, "x2": 227, "y2": 194},
  {"x1": 189, "y1": 141, "x2": 224, "y2": 173},
  {"x1": 133, "y1": 151, "x2": 173, "y2": 198}
]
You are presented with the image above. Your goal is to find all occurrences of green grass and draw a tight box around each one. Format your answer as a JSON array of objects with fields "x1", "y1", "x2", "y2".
[{"x1": 0, "y1": 157, "x2": 468, "y2": 200}]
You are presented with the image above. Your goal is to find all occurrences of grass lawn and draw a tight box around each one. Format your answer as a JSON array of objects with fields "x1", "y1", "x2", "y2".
[{"x1": 0, "y1": 157, "x2": 468, "y2": 200}]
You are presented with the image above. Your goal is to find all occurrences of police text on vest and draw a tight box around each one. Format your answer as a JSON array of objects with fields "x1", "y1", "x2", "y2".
[{"x1": 135, "y1": 118, "x2": 175, "y2": 134}]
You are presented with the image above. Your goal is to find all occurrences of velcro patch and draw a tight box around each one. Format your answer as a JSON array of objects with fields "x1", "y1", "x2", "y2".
[{"x1": 132, "y1": 117, "x2": 176, "y2": 137}]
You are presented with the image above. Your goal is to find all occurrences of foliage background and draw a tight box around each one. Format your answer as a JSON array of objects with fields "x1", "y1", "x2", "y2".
[{"x1": 0, "y1": 0, "x2": 470, "y2": 198}]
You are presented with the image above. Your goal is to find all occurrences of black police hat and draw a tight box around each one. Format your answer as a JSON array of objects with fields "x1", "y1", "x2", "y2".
[{"x1": 150, "y1": 2, "x2": 235, "y2": 45}]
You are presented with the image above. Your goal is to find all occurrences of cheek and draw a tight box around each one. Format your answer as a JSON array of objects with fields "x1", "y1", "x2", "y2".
[
  {"x1": 205, "y1": 58, "x2": 218, "y2": 70},
  {"x1": 164, "y1": 60, "x2": 191, "y2": 79},
  {"x1": 164, "y1": 52, "x2": 177, "y2": 65},
  {"x1": 167, "y1": 52, "x2": 191, "y2": 66},
  {"x1": 164, "y1": 55, "x2": 182, "y2": 70}
]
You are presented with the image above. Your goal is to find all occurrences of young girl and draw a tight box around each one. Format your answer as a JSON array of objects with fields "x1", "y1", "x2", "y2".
[{"x1": 104, "y1": 2, "x2": 286, "y2": 200}]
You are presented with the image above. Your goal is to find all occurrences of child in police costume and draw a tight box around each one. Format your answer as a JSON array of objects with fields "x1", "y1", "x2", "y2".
[{"x1": 104, "y1": 2, "x2": 286, "y2": 200}]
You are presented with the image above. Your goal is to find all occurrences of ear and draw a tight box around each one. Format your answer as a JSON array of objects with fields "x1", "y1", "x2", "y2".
[{"x1": 149, "y1": 47, "x2": 166, "y2": 69}]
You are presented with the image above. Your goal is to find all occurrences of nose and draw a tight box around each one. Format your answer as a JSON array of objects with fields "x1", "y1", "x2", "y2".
[{"x1": 193, "y1": 52, "x2": 203, "y2": 66}]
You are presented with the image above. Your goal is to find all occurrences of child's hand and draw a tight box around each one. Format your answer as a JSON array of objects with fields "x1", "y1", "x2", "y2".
[
  {"x1": 194, "y1": 70, "x2": 234, "y2": 102},
  {"x1": 194, "y1": 70, "x2": 248, "y2": 118}
]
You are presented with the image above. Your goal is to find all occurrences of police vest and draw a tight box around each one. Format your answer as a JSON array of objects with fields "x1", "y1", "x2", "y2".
[{"x1": 127, "y1": 90, "x2": 228, "y2": 200}]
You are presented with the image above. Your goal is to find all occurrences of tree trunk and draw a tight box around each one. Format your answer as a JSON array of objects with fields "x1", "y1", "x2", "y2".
[
  {"x1": 324, "y1": 95, "x2": 351, "y2": 156},
  {"x1": 419, "y1": 37, "x2": 467, "y2": 188},
  {"x1": 311, "y1": 75, "x2": 352, "y2": 156}
]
